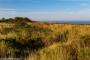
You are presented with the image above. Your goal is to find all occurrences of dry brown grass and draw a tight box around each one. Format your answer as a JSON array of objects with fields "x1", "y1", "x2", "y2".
[{"x1": 0, "y1": 19, "x2": 90, "y2": 60}]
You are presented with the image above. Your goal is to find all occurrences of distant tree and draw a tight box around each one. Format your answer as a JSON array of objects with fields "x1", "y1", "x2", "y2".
[
  {"x1": 8, "y1": 18, "x2": 13, "y2": 20},
  {"x1": 14, "y1": 17, "x2": 23, "y2": 20},
  {"x1": 7, "y1": 18, "x2": 14, "y2": 23},
  {"x1": 0, "y1": 18, "x2": 7, "y2": 22},
  {"x1": 24, "y1": 17, "x2": 32, "y2": 22},
  {"x1": 1, "y1": 18, "x2": 6, "y2": 20}
]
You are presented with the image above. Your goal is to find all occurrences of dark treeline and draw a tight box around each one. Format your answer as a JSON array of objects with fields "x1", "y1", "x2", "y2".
[{"x1": 0, "y1": 17, "x2": 32, "y2": 23}]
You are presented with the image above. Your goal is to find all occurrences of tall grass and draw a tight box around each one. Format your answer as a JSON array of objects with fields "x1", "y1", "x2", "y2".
[{"x1": 0, "y1": 18, "x2": 90, "y2": 60}]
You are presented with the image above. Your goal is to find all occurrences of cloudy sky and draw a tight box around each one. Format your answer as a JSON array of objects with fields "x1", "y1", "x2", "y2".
[{"x1": 0, "y1": 0, "x2": 90, "y2": 21}]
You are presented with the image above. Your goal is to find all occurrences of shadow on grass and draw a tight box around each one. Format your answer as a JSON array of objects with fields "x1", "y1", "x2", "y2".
[{"x1": 0, "y1": 38, "x2": 45, "y2": 58}]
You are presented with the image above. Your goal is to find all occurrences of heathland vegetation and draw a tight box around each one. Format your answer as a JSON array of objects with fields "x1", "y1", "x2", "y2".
[{"x1": 0, "y1": 17, "x2": 90, "y2": 60}]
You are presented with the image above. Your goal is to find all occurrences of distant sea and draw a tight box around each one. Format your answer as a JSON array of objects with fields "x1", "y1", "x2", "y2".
[{"x1": 42, "y1": 20, "x2": 90, "y2": 24}]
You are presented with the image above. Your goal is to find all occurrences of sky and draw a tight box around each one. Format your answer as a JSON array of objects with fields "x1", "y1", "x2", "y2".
[{"x1": 0, "y1": 0, "x2": 90, "y2": 21}]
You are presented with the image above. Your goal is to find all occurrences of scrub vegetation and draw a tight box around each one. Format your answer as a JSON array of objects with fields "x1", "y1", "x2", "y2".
[{"x1": 0, "y1": 17, "x2": 90, "y2": 60}]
